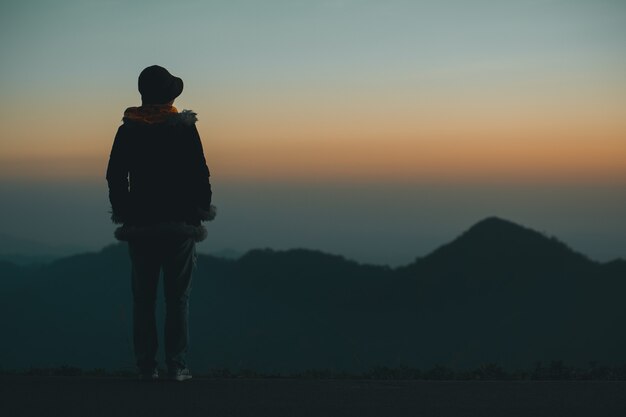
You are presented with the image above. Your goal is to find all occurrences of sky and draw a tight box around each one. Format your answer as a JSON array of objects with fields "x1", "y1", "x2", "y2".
[{"x1": 0, "y1": 0, "x2": 625, "y2": 265}]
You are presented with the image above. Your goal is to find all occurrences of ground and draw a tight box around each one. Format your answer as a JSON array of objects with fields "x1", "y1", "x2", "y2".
[{"x1": 1, "y1": 376, "x2": 625, "y2": 417}]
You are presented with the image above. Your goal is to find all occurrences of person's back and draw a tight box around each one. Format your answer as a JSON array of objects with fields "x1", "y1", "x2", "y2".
[
  {"x1": 109, "y1": 105, "x2": 212, "y2": 229},
  {"x1": 106, "y1": 65, "x2": 214, "y2": 381}
]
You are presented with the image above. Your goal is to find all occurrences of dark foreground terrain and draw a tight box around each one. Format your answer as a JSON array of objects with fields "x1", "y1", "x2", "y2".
[{"x1": 2, "y1": 376, "x2": 625, "y2": 417}]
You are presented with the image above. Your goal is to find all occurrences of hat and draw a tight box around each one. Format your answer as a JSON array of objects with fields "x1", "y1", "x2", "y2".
[{"x1": 138, "y1": 65, "x2": 183, "y2": 104}]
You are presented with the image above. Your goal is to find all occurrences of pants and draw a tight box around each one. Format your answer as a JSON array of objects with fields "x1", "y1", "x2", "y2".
[{"x1": 128, "y1": 235, "x2": 196, "y2": 372}]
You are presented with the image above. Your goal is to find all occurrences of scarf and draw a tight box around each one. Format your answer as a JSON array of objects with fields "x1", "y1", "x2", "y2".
[{"x1": 123, "y1": 104, "x2": 178, "y2": 124}]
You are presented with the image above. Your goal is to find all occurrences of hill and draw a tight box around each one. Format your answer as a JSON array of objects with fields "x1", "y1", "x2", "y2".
[{"x1": 0, "y1": 217, "x2": 624, "y2": 373}]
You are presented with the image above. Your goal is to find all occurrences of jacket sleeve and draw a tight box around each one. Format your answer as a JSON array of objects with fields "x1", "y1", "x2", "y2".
[
  {"x1": 105, "y1": 126, "x2": 131, "y2": 223},
  {"x1": 189, "y1": 124, "x2": 213, "y2": 212}
]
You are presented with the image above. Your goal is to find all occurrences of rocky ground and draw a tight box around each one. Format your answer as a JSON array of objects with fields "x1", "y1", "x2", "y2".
[{"x1": 2, "y1": 376, "x2": 625, "y2": 417}]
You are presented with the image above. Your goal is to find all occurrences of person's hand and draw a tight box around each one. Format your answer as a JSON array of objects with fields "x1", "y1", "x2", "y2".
[{"x1": 110, "y1": 208, "x2": 126, "y2": 224}]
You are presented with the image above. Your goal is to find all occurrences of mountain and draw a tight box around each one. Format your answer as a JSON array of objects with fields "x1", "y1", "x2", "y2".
[
  {"x1": 206, "y1": 248, "x2": 243, "y2": 260},
  {"x1": 0, "y1": 217, "x2": 624, "y2": 373},
  {"x1": 0, "y1": 232, "x2": 88, "y2": 265},
  {"x1": 404, "y1": 216, "x2": 593, "y2": 272}
]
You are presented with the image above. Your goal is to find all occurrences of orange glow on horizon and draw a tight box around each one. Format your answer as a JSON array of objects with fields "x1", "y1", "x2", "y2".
[
  {"x1": 2, "y1": 132, "x2": 624, "y2": 185},
  {"x1": 1, "y1": 87, "x2": 624, "y2": 185}
]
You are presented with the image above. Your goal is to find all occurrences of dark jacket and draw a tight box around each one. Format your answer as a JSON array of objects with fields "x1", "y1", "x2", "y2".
[{"x1": 106, "y1": 109, "x2": 213, "y2": 241}]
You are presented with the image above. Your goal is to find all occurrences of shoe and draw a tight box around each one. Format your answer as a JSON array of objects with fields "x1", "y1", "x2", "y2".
[
  {"x1": 138, "y1": 369, "x2": 159, "y2": 381},
  {"x1": 168, "y1": 367, "x2": 192, "y2": 382}
]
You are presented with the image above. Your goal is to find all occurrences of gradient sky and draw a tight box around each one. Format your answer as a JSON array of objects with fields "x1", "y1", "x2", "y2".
[{"x1": 0, "y1": 0, "x2": 625, "y2": 264}]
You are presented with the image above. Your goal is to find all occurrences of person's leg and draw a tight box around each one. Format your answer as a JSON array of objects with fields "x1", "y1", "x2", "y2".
[
  {"x1": 128, "y1": 239, "x2": 162, "y2": 373},
  {"x1": 162, "y1": 235, "x2": 195, "y2": 371}
]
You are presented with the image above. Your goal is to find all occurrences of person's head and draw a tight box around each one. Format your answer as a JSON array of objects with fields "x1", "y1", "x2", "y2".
[{"x1": 138, "y1": 65, "x2": 183, "y2": 105}]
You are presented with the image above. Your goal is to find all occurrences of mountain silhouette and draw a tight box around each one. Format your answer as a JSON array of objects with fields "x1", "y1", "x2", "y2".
[
  {"x1": 0, "y1": 217, "x2": 624, "y2": 373},
  {"x1": 0, "y1": 232, "x2": 87, "y2": 265},
  {"x1": 405, "y1": 216, "x2": 593, "y2": 273}
]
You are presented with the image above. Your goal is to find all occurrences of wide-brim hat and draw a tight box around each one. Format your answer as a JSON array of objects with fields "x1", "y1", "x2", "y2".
[{"x1": 138, "y1": 65, "x2": 183, "y2": 104}]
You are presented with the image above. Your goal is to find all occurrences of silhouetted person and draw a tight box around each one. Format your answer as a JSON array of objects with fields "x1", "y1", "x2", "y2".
[{"x1": 106, "y1": 65, "x2": 215, "y2": 381}]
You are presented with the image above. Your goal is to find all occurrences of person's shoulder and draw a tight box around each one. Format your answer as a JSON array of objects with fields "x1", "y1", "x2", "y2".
[
  {"x1": 119, "y1": 109, "x2": 198, "y2": 127},
  {"x1": 167, "y1": 109, "x2": 198, "y2": 126}
]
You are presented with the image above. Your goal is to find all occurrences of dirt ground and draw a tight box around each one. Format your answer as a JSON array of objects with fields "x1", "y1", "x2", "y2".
[{"x1": 2, "y1": 376, "x2": 625, "y2": 417}]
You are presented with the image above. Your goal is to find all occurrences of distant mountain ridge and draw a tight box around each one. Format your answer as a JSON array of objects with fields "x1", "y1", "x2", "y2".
[
  {"x1": 401, "y1": 216, "x2": 596, "y2": 276},
  {"x1": 0, "y1": 217, "x2": 624, "y2": 373},
  {"x1": 426, "y1": 216, "x2": 592, "y2": 262},
  {"x1": 0, "y1": 233, "x2": 242, "y2": 265},
  {"x1": 0, "y1": 232, "x2": 90, "y2": 255}
]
